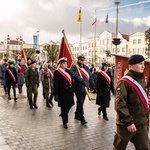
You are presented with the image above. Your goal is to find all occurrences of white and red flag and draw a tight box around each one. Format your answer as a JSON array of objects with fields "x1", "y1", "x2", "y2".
[{"x1": 92, "y1": 14, "x2": 97, "y2": 26}]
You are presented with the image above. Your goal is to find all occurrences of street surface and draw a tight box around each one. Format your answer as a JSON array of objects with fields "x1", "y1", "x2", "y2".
[{"x1": 0, "y1": 84, "x2": 145, "y2": 150}]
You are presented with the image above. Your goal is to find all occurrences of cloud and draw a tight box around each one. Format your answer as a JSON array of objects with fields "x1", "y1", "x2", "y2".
[{"x1": 0, "y1": 0, "x2": 149, "y2": 45}]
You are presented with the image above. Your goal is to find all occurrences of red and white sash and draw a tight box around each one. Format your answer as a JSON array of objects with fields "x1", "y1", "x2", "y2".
[
  {"x1": 121, "y1": 75, "x2": 148, "y2": 110},
  {"x1": 99, "y1": 70, "x2": 111, "y2": 84},
  {"x1": 6, "y1": 68, "x2": 16, "y2": 82},
  {"x1": 48, "y1": 69, "x2": 53, "y2": 79},
  {"x1": 41, "y1": 69, "x2": 53, "y2": 79},
  {"x1": 79, "y1": 68, "x2": 89, "y2": 81},
  {"x1": 17, "y1": 65, "x2": 24, "y2": 75},
  {"x1": 57, "y1": 68, "x2": 72, "y2": 85}
]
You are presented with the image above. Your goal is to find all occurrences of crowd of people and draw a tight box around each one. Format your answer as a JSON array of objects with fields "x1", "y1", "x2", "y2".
[{"x1": 0, "y1": 54, "x2": 149, "y2": 149}]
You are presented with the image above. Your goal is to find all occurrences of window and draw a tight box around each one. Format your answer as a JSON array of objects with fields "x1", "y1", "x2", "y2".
[
  {"x1": 133, "y1": 39, "x2": 136, "y2": 44},
  {"x1": 138, "y1": 39, "x2": 141, "y2": 44},
  {"x1": 133, "y1": 48, "x2": 136, "y2": 53},
  {"x1": 122, "y1": 48, "x2": 125, "y2": 52}
]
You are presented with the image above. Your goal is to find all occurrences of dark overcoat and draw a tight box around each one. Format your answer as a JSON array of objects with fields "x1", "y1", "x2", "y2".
[
  {"x1": 0, "y1": 63, "x2": 8, "y2": 85},
  {"x1": 54, "y1": 69, "x2": 74, "y2": 108},
  {"x1": 5, "y1": 67, "x2": 18, "y2": 86},
  {"x1": 71, "y1": 63, "x2": 95, "y2": 94},
  {"x1": 96, "y1": 70, "x2": 114, "y2": 107}
]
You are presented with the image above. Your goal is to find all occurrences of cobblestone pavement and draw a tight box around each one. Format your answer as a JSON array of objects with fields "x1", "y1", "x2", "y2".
[{"x1": 0, "y1": 84, "x2": 146, "y2": 150}]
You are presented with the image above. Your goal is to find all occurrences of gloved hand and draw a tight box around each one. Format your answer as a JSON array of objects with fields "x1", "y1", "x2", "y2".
[
  {"x1": 54, "y1": 96, "x2": 59, "y2": 101},
  {"x1": 82, "y1": 81, "x2": 87, "y2": 86}
]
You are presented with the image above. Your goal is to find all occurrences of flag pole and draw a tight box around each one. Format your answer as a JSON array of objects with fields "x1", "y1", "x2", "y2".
[
  {"x1": 62, "y1": 30, "x2": 91, "y2": 100},
  {"x1": 107, "y1": 13, "x2": 109, "y2": 58},
  {"x1": 80, "y1": 7, "x2": 82, "y2": 55},
  {"x1": 94, "y1": 10, "x2": 96, "y2": 64}
]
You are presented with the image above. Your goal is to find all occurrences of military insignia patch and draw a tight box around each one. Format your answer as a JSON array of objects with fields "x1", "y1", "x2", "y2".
[{"x1": 116, "y1": 88, "x2": 121, "y2": 96}]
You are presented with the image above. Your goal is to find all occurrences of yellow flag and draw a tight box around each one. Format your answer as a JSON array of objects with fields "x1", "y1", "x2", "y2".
[{"x1": 75, "y1": 8, "x2": 81, "y2": 23}]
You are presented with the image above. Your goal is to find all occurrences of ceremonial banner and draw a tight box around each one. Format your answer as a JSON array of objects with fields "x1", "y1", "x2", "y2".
[
  {"x1": 21, "y1": 49, "x2": 27, "y2": 65},
  {"x1": 58, "y1": 32, "x2": 74, "y2": 68}
]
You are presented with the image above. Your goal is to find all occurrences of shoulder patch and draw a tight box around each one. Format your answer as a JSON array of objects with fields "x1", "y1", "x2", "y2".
[{"x1": 116, "y1": 88, "x2": 121, "y2": 96}]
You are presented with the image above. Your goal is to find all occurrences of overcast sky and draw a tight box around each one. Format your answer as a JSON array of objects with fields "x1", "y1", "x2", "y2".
[{"x1": 0, "y1": 0, "x2": 150, "y2": 44}]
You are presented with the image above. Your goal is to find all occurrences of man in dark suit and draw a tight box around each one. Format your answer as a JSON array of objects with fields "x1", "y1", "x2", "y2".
[{"x1": 71, "y1": 54, "x2": 95, "y2": 125}]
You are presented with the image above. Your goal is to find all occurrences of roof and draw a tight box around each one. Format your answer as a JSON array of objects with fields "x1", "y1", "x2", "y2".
[{"x1": 8, "y1": 40, "x2": 20, "y2": 45}]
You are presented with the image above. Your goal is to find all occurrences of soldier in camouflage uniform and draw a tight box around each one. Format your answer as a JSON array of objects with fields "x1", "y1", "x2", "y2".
[
  {"x1": 25, "y1": 60, "x2": 39, "y2": 109},
  {"x1": 113, "y1": 54, "x2": 149, "y2": 150},
  {"x1": 47, "y1": 59, "x2": 55, "y2": 106},
  {"x1": 42, "y1": 63, "x2": 52, "y2": 107}
]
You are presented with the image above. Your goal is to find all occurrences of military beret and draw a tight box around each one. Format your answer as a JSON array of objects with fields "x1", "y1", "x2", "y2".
[
  {"x1": 77, "y1": 54, "x2": 86, "y2": 59},
  {"x1": 30, "y1": 60, "x2": 36, "y2": 65},
  {"x1": 58, "y1": 57, "x2": 68, "y2": 64},
  {"x1": 128, "y1": 54, "x2": 145, "y2": 65},
  {"x1": 27, "y1": 57, "x2": 32, "y2": 61},
  {"x1": 3, "y1": 59, "x2": 7, "y2": 62},
  {"x1": 8, "y1": 61, "x2": 14, "y2": 65},
  {"x1": 47, "y1": 59, "x2": 52, "y2": 63}
]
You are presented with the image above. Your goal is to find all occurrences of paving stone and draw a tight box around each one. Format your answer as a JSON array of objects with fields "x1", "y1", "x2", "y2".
[{"x1": 0, "y1": 85, "x2": 148, "y2": 150}]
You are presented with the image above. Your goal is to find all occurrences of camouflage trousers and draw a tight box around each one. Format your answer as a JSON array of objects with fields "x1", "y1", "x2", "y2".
[{"x1": 28, "y1": 84, "x2": 38, "y2": 106}]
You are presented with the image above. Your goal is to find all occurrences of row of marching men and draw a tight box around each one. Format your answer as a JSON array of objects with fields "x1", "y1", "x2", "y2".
[
  {"x1": 0, "y1": 58, "x2": 27, "y2": 101},
  {"x1": 52, "y1": 55, "x2": 114, "y2": 129},
  {"x1": 0, "y1": 55, "x2": 114, "y2": 130},
  {"x1": 41, "y1": 54, "x2": 150, "y2": 150}
]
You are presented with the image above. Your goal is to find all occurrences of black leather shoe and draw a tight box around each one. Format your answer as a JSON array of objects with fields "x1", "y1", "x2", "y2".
[
  {"x1": 63, "y1": 124, "x2": 68, "y2": 129},
  {"x1": 46, "y1": 104, "x2": 51, "y2": 107},
  {"x1": 49, "y1": 101, "x2": 53, "y2": 106},
  {"x1": 8, "y1": 97, "x2": 11, "y2": 100},
  {"x1": 75, "y1": 116, "x2": 80, "y2": 120},
  {"x1": 81, "y1": 120, "x2": 88, "y2": 125},
  {"x1": 14, "y1": 98, "x2": 17, "y2": 102},
  {"x1": 98, "y1": 108, "x2": 101, "y2": 116},
  {"x1": 33, "y1": 104, "x2": 38, "y2": 109},
  {"x1": 30, "y1": 105, "x2": 33, "y2": 109},
  {"x1": 103, "y1": 117, "x2": 109, "y2": 121}
]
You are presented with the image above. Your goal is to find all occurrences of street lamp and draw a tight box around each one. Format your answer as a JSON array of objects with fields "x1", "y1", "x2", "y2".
[{"x1": 112, "y1": 1, "x2": 121, "y2": 54}]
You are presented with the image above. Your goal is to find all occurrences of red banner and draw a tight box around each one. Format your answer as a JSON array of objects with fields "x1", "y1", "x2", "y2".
[
  {"x1": 115, "y1": 55, "x2": 150, "y2": 109},
  {"x1": 58, "y1": 36, "x2": 73, "y2": 68}
]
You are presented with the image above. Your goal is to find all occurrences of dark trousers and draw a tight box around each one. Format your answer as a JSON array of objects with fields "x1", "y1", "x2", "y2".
[
  {"x1": 7, "y1": 84, "x2": 16, "y2": 98},
  {"x1": 113, "y1": 125, "x2": 149, "y2": 150},
  {"x1": 98, "y1": 106, "x2": 107, "y2": 117},
  {"x1": 18, "y1": 84, "x2": 23, "y2": 93},
  {"x1": 61, "y1": 106, "x2": 72, "y2": 125},
  {"x1": 75, "y1": 93, "x2": 86, "y2": 121},
  {"x1": 4, "y1": 85, "x2": 7, "y2": 94}
]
